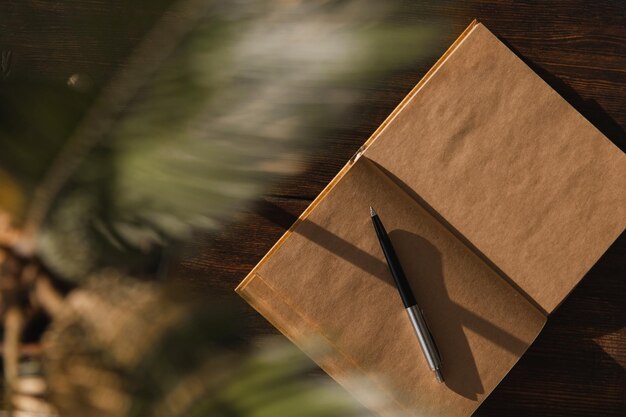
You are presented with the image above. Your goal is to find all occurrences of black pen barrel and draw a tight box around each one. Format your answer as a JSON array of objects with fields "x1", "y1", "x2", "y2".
[{"x1": 371, "y1": 213, "x2": 416, "y2": 308}]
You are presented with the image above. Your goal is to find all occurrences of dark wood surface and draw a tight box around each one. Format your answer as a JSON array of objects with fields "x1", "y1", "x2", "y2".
[{"x1": 2, "y1": 1, "x2": 625, "y2": 416}]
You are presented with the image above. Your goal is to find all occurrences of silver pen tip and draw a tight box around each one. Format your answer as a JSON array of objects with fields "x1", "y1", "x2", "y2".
[
  {"x1": 369, "y1": 206, "x2": 377, "y2": 217},
  {"x1": 435, "y1": 369, "x2": 444, "y2": 384}
]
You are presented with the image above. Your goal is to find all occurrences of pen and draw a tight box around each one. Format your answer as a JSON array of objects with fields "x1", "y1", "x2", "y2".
[{"x1": 369, "y1": 206, "x2": 444, "y2": 383}]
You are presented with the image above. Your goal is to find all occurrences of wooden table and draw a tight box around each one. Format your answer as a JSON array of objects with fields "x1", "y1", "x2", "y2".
[{"x1": 2, "y1": 1, "x2": 625, "y2": 416}]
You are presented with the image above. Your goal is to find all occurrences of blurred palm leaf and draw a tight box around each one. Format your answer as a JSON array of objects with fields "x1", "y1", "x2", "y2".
[
  {"x1": 0, "y1": 83, "x2": 92, "y2": 222},
  {"x1": 0, "y1": 1, "x2": 442, "y2": 416},
  {"x1": 42, "y1": 276, "x2": 373, "y2": 417},
  {"x1": 0, "y1": 0, "x2": 442, "y2": 282}
]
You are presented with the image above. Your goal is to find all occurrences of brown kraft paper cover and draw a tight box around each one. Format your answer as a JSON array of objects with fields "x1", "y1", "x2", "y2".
[{"x1": 363, "y1": 23, "x2": 626, "y2": 314}]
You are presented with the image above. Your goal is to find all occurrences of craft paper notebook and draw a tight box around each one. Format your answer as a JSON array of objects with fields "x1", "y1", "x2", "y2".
[{"x1": 236, "y1": 21, "x2": 626, "y2": 417}]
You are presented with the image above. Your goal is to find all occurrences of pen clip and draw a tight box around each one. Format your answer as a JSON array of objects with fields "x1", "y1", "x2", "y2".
[{"x1": 421, "y1": 309, "x2": 442, "y2": 363}]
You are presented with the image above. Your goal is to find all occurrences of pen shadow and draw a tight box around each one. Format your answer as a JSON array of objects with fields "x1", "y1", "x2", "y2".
[
  {"x1": 257, "y1": 200, "x2": 531, "y2": 401},
  {"x1": 256, "y1": 200, "x2": 626, "y2": 416},
  {"x1": 387, "y1": 229, "x2": 485, "y2": 400}
]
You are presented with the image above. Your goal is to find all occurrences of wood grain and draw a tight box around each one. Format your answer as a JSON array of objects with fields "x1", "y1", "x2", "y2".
[{"x1": 1, "y1": 1, "x2": 625, "y2": 416}]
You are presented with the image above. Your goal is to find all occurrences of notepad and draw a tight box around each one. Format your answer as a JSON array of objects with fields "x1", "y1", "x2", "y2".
[{"x1": 236, "y1": 21, "x2": 626, "y2": 417}]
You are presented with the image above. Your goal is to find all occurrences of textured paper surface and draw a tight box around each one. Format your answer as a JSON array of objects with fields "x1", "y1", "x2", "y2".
[
  {"x1": 364, "y1": 23, "x2": 626, "y2": 314},
  {"x1": 240, "y1": 158, "x2": 545, "y2": 417},
  {"x1": 237, "y1": 20, "x2": 626, "y2": 417}
]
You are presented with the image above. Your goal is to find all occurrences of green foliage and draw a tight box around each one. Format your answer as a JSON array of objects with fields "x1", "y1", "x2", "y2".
[
  {"x1": 42, "y1": 277, "x2": 373, "y2": 417},
  {"x1": 1, "y1": 1, "x2": 443, "y2": 416},
  {"x1": 0, "y1": 83, "x2": 92, "y2": 220},
  {"x1": 16, "y1": 0, "x2": 441, "y2": 282}
]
